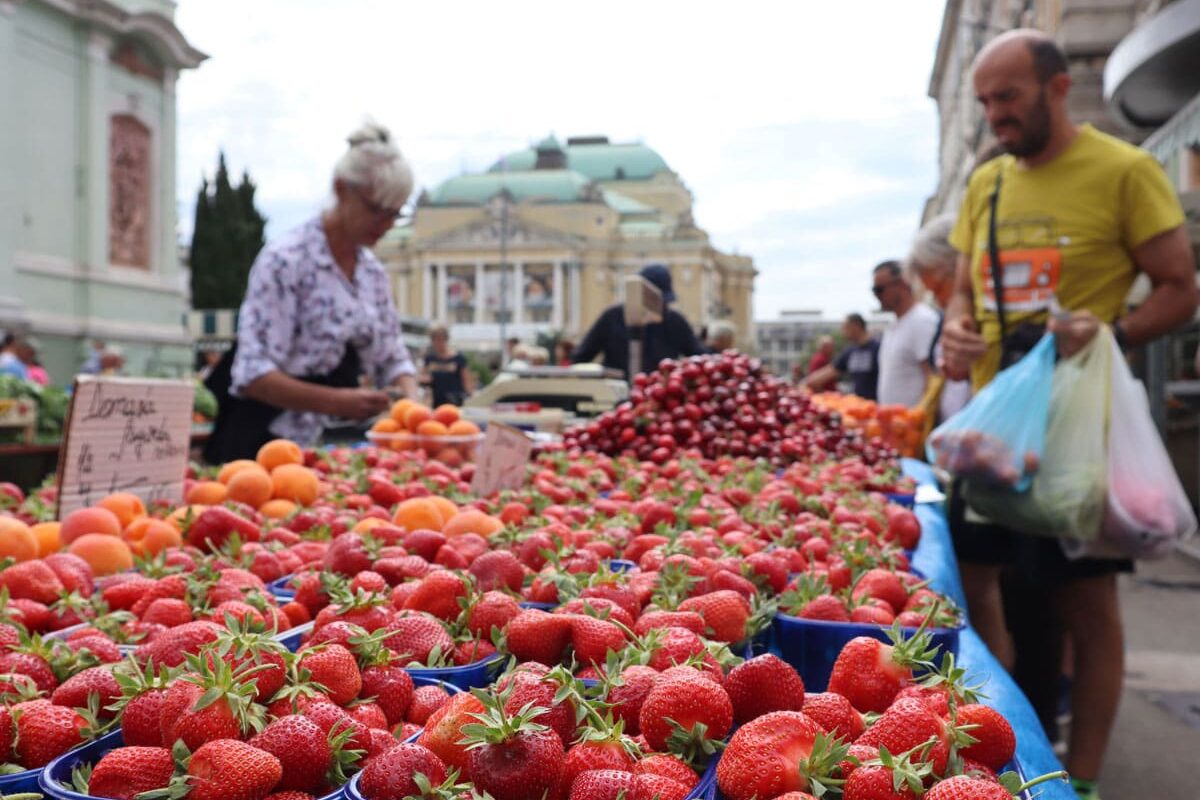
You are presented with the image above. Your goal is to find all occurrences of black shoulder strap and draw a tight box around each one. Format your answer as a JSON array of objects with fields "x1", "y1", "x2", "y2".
[
  {"x1": 988, "y1": 167, "x2": 1008, "y2": 347},
  {"x1": 928, "y1": 313, "x2": 944, "y2": 368}
]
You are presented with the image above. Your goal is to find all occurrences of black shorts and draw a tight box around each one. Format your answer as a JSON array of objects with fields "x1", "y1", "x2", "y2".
[{"x1": 947, "y1": 479, "x2": 1134, "y2": 581}]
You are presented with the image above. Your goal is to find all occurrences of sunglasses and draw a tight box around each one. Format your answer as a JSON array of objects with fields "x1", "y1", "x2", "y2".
[{"x1": 356, "y1": 189, "x2": 403, "y2": 220}]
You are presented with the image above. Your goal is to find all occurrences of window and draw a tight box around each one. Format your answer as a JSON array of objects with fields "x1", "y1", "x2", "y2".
[
  {"x1": 446, "y1": 265, "x2": 476, "y2": 324},
  {"x1": 481, "y1": 265, "x2": 513, "y2": 324},
  {"x1": 523, "y1": 264, "x2": 555, "y2": 324},
  {"x1": 109, "y1": 114, "x2": 152, "y2": 269}
]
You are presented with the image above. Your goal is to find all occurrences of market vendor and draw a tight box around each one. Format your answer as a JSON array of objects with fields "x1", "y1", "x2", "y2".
[{"x1": 204, "y1": 121, "x2": 420, "y2": 463}]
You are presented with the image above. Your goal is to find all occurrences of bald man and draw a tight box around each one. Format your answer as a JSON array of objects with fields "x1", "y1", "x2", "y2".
[{"x1": 940, "y1": 30, "x2": 1197, "y2": 796}]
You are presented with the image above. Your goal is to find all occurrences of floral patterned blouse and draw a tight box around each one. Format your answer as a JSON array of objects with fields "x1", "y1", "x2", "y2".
[{"x1": 231, "y1": 217, "x2": 416, "y2": 444}]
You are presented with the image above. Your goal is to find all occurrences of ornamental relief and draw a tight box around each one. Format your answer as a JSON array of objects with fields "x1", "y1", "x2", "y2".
[{"x1": 109, "y1": 114, "x2": 152, "y2": 269}]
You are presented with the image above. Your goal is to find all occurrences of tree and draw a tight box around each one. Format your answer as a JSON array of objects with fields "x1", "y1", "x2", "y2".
[{"x1": 189, "y1": 153, "x2": 267, "y2": 309}]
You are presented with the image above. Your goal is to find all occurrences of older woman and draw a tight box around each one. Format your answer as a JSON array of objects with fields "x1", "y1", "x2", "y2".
[{"x1": 204, "y1": 121, "x2": 420, "y2": 462}]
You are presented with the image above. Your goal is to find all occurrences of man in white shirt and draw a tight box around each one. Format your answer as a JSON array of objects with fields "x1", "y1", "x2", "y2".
[{"x1": 872, "y1": 260, "x2": 940, "y2": 407}]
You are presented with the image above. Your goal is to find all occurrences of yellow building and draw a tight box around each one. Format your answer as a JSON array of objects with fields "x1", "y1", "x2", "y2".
[{"x1": 376, "y1": 135, "x2": 755, "y2": 354}]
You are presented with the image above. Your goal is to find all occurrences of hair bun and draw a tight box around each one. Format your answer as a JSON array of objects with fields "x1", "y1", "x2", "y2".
[{"x1": 347, "y1": 120, "x2": 392, "y2": 148}]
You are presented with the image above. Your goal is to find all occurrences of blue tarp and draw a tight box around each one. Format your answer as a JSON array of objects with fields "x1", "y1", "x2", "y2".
[{"x1": 903, "y1": 458, "x2": 1072, "y2": 799}]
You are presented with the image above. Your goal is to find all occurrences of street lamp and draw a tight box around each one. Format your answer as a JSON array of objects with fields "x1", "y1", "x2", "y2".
[{"x1": 487, "y1": 190, "x2": 514, "y2": 358}]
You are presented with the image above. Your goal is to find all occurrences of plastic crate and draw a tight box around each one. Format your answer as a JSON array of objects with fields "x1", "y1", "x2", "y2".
[
  {"x1": 267, "y1": 572, "x2": 299, "y2": 601},
  {"x1": 406, "y1": 655, "x2": 503, "y2": 691},
  {"x1": 772, "y1": 612, "x2": 963, "y2": 692}
]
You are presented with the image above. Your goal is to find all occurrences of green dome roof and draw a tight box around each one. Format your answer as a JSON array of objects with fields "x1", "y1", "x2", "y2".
[
  {"x1": 427, "y1": 170, "x2": 593, "y2": 205},
  {"x1": 490, "y1": 140, "x2": 670, "y2": 181}
]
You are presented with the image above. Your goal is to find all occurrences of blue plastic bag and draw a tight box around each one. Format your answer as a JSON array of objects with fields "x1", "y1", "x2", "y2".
[{"x1": 926, "y1": 334, "x2": 1056, "y2": 492}]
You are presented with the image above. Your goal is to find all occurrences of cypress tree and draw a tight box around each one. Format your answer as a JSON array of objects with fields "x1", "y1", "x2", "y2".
[{"x1": 189, "y1": 152, "x2": 268, "y2": 309}]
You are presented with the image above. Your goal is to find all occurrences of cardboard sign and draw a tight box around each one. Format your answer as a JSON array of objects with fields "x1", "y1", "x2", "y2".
[
  {"x1": 57, "y1": 376, "x2": 195, "y2": 518},
  {"x1": 623, "y1": 275, "x2": 663, "y2": 327},
  {"x1": 470, "y1": 422, "x2": 533, "y2": 497}
]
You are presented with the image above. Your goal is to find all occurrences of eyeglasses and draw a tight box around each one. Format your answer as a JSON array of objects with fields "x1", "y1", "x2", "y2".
[
  {"x1": 871, "y1": 279, "x2": 902, "y2": 297},
  {"x1": 356, "y1": 189, "x2": 403, "y2": 220}
]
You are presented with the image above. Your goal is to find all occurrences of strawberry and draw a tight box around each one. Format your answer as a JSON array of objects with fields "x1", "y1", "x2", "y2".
[
  {"x1": 634, "y1": 753, "x2": 698, "y2": 789},
  {"x1": 638, "y1": 673, "x2": 733, "y2": 758},
  {"x1": 801, "y1": 692, "x2": 865, "y2": 739},
  {"x1": 844, "y1": 761, "x2": 921, "y2": 800},
  {"x1": 0, "y1": 560, "x2": 64, "y2": 604},
  {"x1": 292, "y1": 572, "x2": 332, "y2": 616},
  {"x1": 8, "y1": 598, "x2": 51, "y2": 632},
  {"x1": 851, "y1": 604, "x2": 897, "y2": 625},
  {"x1": 141, "y1": 597, "x2": 194, "y2": 628},
  {"x1": 716, "y1": 711, "x2": 847, "y2": 800},
  {"x1": 350, "y1": 570, "x2": 388, "y2": 595},
  {"x1": 0, "y1": 705, "x2": 13, "y2": 759},
  {"x1": 360, "y1": 663, "x2": 415, "y2": 726},
  {"x1": 402, "y1": 571, "x2": 468, "y2": 622},
  {"x1": 466, "y1": 590, "x2": 522, "y2": 638},
  {"x1": 632, "y1": 773, "x2": 692, "y2": 800},
  {"x1": 248, "y1": 714, "x2": 334, "y2": 794},
  {"x1": 135, "y1": 620, "x2": 224, "y2": 668},
  {"x1": 561, "y1": 736, "x2": 638, "y2": 795},
  {"x1": 724, "y1": 654, "x2": 806, "y2": 724},
  {"x1": 0, "y1": 649, "x2": 57, "y2": 693},
  {"x1": 605, "y1": 665, "x2": 660, "y2": 735},
  {"x1": 569, "y1": 614, "x2": 628, "y2": 667},
  {"x1": 380, "y1": 614, "x2": 455, "y2": 666},
  {"x1": 857, "y1": 697, "x2": 952, "y2": 775},
  {"x1": 350, "y1": 702, "x2": 389, "y2": 731},
  {"x1": 51, "y1": 665, "x2": 121, "y2": 719},
  {"x1": 852, "y1": 569, "x2": 909, "y2": 615},
  {"x1": 188, "y1": 506, "x2": 262, "y2": 551},
  {"x1": 130, "y1": 575, "x2": 189, "y2": 617},
  {"x1": 406, "y1": 684, "x2": 451, "y2": 725},
  {"x1": 956, "y1": 704, "x2": 1016, "y2": 771},
  {"x1": 14, "y1": 701, "x2": 89, "y2": 767},
  {"x1": 159, "y1": 659, "x2": 265, "y2": 751},
  {"x1": 298, "y1": 644, "x2": 362, "y2": 706},
  {"x1": 461, "y1": 688, "x2": 566, "y2": 800},
  {"x1": 453, "y1": 638, "x2": 497, "y2": 665},
  {"x1": 504, "y1": 609, "x2": 572, "y2": 666},
  {"x1": 678, "y1": 589, "x2": 749, "y2": 643},
  {"x1": 122, "y1": 688, "x2": 170, "y2": 747},
  {"x1": 580, "y1": 583, "x2": 641, "y2": 621},
  {"x1": 646, "y1": 626, "x2": 707, "y2": 672},
  {"x1": 557, "y1": 597, "x2": 636, "y2": 630},
  {"x1": 86, "y1": 745, "x2": 176, "y2": 799},
  {"x1": 632, "y1": 610, "x2": 706, "y2": 637},
  {"x1": 797, "y1": 595, "x2": 851, "y2": 622},
  {"x1": 567, "y1": 769, "x2": 636, "y2": 800},
  {"x1": 502, "y1": 669, "x2": 579, "y2": 748},
  {"x1": 43, "y1": 553, "x2": 95, "y2": 597},
  {"x1": 468, "y1": 550, "x2": 525, "y2": 593},
  {"x1": 364, "y1": 726, "x2": 400, "y2": 763},
  {"x1": 185, "y1": 738, "x2": 283, "y2": 800},
  {"x1": 211, "y1": 600, "x2": 268, "y2": 629},
  {"x1": 417, "y1": 691, "x2": 486, "y2": 772},
  {"x1": 303, "y1": 701, "x2": 370, "y2": 752},
  {"x1": 357, "y1": 742, "x2": 449, "y2": 800},
  {"x1": 923, "y1": 771, "x2": 1068, "y2": 800},
  {"x1": 68, "y1": 634, "x2": 123, "y2": 664},
  {"x1": 826, "y1": 627, "x2": 939, "y2": 714},
  {"x1": 102, "y1": 576, "x2": 157, "y2": 611}
]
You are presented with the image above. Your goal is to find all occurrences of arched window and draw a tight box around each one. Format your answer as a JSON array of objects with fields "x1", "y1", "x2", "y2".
[{"x1": 109, "y1": 114, "x2": 152, "y2": 269}]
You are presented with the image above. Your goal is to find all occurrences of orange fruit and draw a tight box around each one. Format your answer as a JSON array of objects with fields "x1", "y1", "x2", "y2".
[
  {"x1": 218, "y1": 459, "x2": 261, "y2": 485},
  {"x1": 354, "y1": 517, "x2": 389, "y2": 534},
  {"x1": 427, "y1": 496, "x2": 458, "y2": 525},
  {"x1": 165, "y1": 504, "x2": 207, "y2": 532},
  {"x1": 270, "y1": 464, "x2": 319, "y2": 506},
  {"x1": 403, "y1": 405, "x2": 433, "y2": 433},
  {"x1": 442, "y1": 509, "x2": 504, "y2": 539},
  {"x1": 259, "y1": 498, "x2": 297, "y2": 519},
  {"x1": 433, "y1": 404, "x2": 460, "y2": 426},
  {"x1": 123, "y1": 517, "x2": 181, "y2": 556},
  {"x1": 186, "y1": 481, "x2": 228, "y2": 505},
  {"x1": 372, "y1": 418, "x2": 401, "y2": 434},
  {"x1": 416, "y1": 420, "x2": 449, "y2": 438},
  {"x1": 392, "y1": 497, "x2": 447, "y2": 532},
  {"x1": 0, "y1": 517, "x2": 38, "y2": 562},
  {"x1": 98, "y1": 493, "x2": 147, "y2": 530},
  {"x1": 389, "y1": 398, "x2": 416, "y2": 424},
  {"x1": 30, "y1": 521, "x2": 61, "y2": 557},
  {"x1": 257, "y1": 439, "x2": 304, "y2": 472},
  {"x1": 69, "y1": 533, "x2": 134, "y2": 575},
  {"x1": 226, "y1": 466, "x2": 273, "y2": 509},
  {"x1": 59, "y1": 506, "x2": 123, "y2": 546},
  {"x1": 447, "y1": 419, "x2": 481, "y2": 436},
  {"x1": 434, "y1": 446, "x2": 464, "y2": 467}
]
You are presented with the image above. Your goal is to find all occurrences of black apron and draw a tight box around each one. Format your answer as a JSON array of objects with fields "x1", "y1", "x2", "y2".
[{"x1": 202, "y1": 344, "x2": 362, "y2": 464}]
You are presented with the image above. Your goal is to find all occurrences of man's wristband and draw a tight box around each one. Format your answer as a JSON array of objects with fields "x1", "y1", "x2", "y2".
[{"x1": 1112, "y1": 321, "x2": 1129, "y2": 352}]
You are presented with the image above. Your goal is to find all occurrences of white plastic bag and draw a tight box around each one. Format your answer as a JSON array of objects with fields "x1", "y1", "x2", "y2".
[
  {"x1": 1086, "y1": 335, "x2": 1197, "y2": 559},
  {"x1": 965, "y1": 329, "x2": 1110, "y2": 540}
]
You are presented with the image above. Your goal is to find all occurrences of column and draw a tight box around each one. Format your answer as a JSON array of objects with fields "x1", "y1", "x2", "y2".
[
  {"x1": 551, "y1": 260, "x2": 564, "y2": 329},
  {"x1": 511, "y1": 261, "x2": 524, "y2": 326},
  {"x1": 422, "y1": 263, "x2": 433, "y2": 318},
  {"x1": 84, "y1": 30, "x2": 112, "y2": 274},
  {"x1": 473, "y1": 261, "x2": 484, "y2": 324},
  {"x1": 435, "y1": 263, "x2": 447, "y2": 321},
  {"x1": 569, "y1": 261, "x2": 582, "y2": 333},
  {"x1": 159, "y1": 66, "x2": 178, "y2": 281},
  {"x1": 0, "y1": 1, "x2": 20, "y2": 307}
]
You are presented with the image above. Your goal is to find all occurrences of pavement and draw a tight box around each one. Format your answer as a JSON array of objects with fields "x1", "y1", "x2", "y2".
[{"x1": 1095, "y1": 550, "x2": 1200, "y2": 798}]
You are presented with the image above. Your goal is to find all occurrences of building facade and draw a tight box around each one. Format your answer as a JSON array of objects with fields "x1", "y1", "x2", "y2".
[
  {"x1": 924, "y1": 0, "x2": 1171, "y2": 220},
  {"x1": 0, "y1": 0, "x2": 205, "y2": 382},
  {"x1": 376, "y1": 136, "x2": 756, "y2": 355}
]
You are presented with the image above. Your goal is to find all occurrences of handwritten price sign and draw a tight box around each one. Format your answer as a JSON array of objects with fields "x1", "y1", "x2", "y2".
[
  {"x1": 470, "y1": 422, "x2": 533, "y2": 497},
  {"x1": 56, "y1": 376, "x2": 195, "y2": 518}
]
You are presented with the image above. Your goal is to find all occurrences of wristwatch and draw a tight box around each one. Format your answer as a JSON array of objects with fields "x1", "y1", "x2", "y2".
[{"x1": 1112, "y1": 321, "x2": 1129, "y2": 352}]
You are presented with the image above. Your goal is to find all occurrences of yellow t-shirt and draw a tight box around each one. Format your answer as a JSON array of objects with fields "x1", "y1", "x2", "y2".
[{"x1": 949, "y1": 124, "x2": 1184, "y2": 389}]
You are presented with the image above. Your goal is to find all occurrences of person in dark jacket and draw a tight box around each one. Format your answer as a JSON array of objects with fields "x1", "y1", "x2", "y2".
[{"x1": 571, "y1": 264, "x2": 705, "y2": 378}]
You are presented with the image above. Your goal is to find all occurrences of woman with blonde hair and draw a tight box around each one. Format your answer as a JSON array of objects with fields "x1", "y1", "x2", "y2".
[
  {"x1": 421, "y1": 323, "x2": 475, "y2": 407},
  {"x1": 205, "y1": 120, "x2": 420, "y2": 462}
]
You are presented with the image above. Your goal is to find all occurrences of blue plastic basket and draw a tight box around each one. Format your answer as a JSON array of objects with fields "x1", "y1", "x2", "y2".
[
  {"x1": 609, "y1": 559, "x2": 638, "y2": 573},
  {"x1": 273, "y1": 620, "x2": 314, "y2": 652},
  {"x1": 518, "y1": 600, "x2": 557, "y2": 611},
  {"x1": 772, "y1": 612, "x2": 963, "y2": 692},
  {"x1": 406, "y1": 655, "x2": 503, "y2": 691},
  {"x1": 886, "y1": 491, "x2": 917, "y2": 508},
  {"x1": 268, "y1": 572, "x2": 299, "y2": 601},
  {"x1": 0, "y1": 763, "x2": 43, "y2": 795}
]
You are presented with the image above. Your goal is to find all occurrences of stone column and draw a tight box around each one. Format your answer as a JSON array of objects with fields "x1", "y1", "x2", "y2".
[
  {"x1": 552, "y1": 260, "x2": 564, "y2": 328},
  {"x1": 436, "y1": 263, "x2": 447, "y2": 321},
  {"x1": 84, "y1": 29, "x2": 112, "y2": 275},
  {"x1": 512, "y1": 261, "x2": 524, "y2": 326},
  {"x1": 474, "y1": 260, "x2": 485, "y2": 324},
  {"x1": 159, "y1": 66, "x2": 178, "y2": 280},
  {"x1": 422, "y1": 262, "x2": 433, "y2": 319}
]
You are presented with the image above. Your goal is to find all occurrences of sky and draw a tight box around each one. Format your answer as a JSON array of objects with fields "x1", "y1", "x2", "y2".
[{"x1": 174, "y1": 0, "x2": 948, "y2": 322}]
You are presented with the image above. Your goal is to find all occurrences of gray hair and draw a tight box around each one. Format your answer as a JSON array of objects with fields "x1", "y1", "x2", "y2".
[
  {"x1": 908, "y1": 213, "x2": 959, "y2": 275},
  {"x1": 333, "y1": 120, "x2": 414, "y2": 210}
]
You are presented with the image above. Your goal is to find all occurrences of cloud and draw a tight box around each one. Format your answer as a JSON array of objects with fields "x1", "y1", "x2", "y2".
[{"x1": 173, "y1": 0, "x2": 946, "y2": 320}]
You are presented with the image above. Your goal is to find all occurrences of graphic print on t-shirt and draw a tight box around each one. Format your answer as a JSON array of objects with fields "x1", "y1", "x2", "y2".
[{"x1": 978, "y1": 214, "x2": 1065, "y2": 314}]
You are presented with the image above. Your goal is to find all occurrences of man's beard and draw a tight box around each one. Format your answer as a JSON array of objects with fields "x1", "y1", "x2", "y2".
[{"x1": 998, "y1": 88, "x2": 1053, "y2": 158}]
